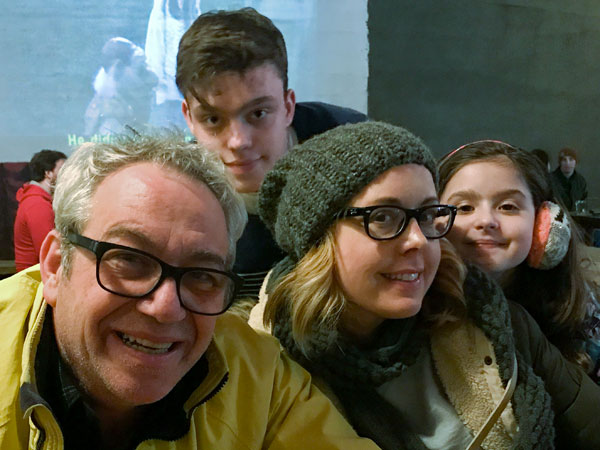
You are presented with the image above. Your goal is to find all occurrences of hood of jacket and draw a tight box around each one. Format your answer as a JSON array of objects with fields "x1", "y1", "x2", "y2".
[{"x1": 16, "y1": 183, "x2": 51, "y2": 204}]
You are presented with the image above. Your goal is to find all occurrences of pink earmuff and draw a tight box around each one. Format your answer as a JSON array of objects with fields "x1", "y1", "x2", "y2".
[{"x1": 527, "y1": 201, "x2": 571, "y2": 270}]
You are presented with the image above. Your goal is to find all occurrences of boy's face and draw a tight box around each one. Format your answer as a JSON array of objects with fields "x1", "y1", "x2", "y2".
[
  {"x1": 559, "y1": 155, "x2": 576, "y2": 178},
  {"x1": 182, "y1": 64, "x2": 295, "y2": 193}
]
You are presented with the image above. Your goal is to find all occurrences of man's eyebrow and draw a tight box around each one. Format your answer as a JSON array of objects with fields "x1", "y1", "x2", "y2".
[
  {"x1": 194, "y1": 95, "x2": 277, "y2": 114},
  {"x1": 195, "y1": 97, "x2": 217, "y2": 112},
  {"x1": 101, "y1": 227, "x2": 226, "y2": 267},
  {"x1": 102, "y1": 227, "x2": 151, "y2": 247},
  {"x1": 243, "y1": 95, "x2": 278, "y2": 108}
]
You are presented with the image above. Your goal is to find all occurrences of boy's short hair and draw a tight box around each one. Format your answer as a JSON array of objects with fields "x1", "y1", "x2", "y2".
[
  {"x1": 558, "y1": 147, "x2": 578, "y2": 163},
  {"x1": 29, "y1": 149, "x2": 67, "y2": 182},
  {"x1": 176, "y1": 7, "x2": 288, "y2": 101}
]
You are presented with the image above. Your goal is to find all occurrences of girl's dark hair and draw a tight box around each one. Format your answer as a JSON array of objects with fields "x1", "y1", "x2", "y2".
[{"x1": 438, "y1": 141, "x2": 591, "y2": 370}]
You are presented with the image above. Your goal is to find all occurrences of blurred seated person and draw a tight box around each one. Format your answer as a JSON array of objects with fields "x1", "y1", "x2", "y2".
[
  {"x1": 531, "y1": 148, "x2": 551, "y2": 172},
  {"x1": 551, "y1": 147, "x2": 588, "y2": 211},
  {"x1": 14, "y1": 149, "x2": 66, "y2": 271}
]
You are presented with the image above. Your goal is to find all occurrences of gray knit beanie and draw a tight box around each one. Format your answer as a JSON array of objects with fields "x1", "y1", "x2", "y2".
[{"x1": 259, "y1": 121, "x2": 437, "y2": 262}]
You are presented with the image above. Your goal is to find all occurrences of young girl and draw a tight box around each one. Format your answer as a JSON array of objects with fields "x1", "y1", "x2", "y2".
[
  {"x1": 437, "y1": 140, "x2": 596, "y2": 372},
  {"x1": 253, "y1": 122, "x2": 599, "y2": 449}
]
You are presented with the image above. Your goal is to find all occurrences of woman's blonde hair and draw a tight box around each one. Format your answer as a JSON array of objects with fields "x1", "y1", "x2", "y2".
[{"x1": 264, "y1": 229, "x2": 468, "y2": 356}]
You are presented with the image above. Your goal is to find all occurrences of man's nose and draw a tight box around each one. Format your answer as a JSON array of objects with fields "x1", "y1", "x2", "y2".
[
  {"x1": 136, "y1": 278, "x2": 187, "y2": 323},
  {"x1": 225, "y1": 120, "x2": 252, "y2": 152}
]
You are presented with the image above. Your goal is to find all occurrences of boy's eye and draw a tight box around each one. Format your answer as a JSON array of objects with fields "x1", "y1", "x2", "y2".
[
  {"x1": 250, "y1": 109, "x2": 268, "y2": 120},
  {"x1": 201, "y1": 115, "x2": 220, "y2": 127}
]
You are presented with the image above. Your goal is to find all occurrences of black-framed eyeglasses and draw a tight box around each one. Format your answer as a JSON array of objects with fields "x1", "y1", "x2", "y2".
[
  {"x1": 67, "y1": 233, "x2": 243, "y2": 316},
  {"x1": 337, "y1": 204, "x2": 457, "y2": 240}
]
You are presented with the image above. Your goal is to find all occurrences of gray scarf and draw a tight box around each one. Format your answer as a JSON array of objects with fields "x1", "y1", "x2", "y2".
[{"x1": 273, "y1": 266, "x2": 555, "y2": 449}]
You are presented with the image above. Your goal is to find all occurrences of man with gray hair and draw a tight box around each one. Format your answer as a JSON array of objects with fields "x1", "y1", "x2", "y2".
[{"x1": 0, "y1": 132, "x2": 378, "y2": 449}]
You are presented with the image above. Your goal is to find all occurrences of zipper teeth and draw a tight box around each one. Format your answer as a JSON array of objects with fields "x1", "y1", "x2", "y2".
[
  {"x1": 137, "y1": 372, "x2": 231, "y2": 445},
  {"x1": 190, "y1": 372, "x2": 229, "y2": 414}
]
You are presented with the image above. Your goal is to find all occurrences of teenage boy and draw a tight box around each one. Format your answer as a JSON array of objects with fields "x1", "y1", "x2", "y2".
[{"x1": 177, "y1": 8, "x2": 367, "y2": 299}]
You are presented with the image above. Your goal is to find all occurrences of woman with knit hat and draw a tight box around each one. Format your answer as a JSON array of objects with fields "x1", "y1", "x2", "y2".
[{"x1": 252, "y1": 121, "x2": 600, "y2": 449}]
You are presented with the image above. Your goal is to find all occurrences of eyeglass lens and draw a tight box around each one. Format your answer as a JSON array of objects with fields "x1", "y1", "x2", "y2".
[
  {"x1": 99, "y1": 248, "x2": 233, "y2": 314},
  {"x1": 367, "y1": 206, "x2": 452, "y2": 239}
]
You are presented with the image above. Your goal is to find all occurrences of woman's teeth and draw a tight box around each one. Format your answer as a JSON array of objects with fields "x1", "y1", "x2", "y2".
[{"x1": 384, "y1": 273, "x2": 419, "y2": 281}]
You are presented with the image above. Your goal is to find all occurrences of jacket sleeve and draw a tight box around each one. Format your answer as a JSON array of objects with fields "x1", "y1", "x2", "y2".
[
  {"x1": 264, "y1": 350, "x2": 380, "y2": 450},
  {"x1": 509, "y1": 301, "x2": 600, "y2": 448}
]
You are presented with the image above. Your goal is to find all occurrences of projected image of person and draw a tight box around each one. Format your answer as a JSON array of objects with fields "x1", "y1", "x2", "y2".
[
  {"x1": 84, "y1": 37, "x2": 158, "y2": 136},
  {"x1": 145, "y1": 0, "x2": 201, "y2": 129}
]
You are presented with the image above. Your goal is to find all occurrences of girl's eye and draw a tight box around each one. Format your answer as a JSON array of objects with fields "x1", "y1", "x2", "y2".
[
  {"x1": 456, "y1": 204, "x2": 474, "y2": 213},
  {"x1": 499, "y1": 203, "x2": 519, "y2": 212}
]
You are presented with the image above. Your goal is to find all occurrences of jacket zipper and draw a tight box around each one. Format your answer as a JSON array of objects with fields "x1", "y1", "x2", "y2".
[
  {"x1": 188, "y1": 372, "x2": 229, "y2": 415},
  {"x1": 136, "y1": 372, "x2": 230, "y2": 447}
]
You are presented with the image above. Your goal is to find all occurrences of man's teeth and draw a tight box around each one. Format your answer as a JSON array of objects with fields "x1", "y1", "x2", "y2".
[
  {"x1": 120, "y1": 333, "x2": 173, "y2": 354},
  {"x1": 386, "y1": 273, "x2": 419, "y2": 281}
]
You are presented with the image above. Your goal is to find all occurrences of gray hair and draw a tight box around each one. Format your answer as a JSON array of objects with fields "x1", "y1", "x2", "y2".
[{"x1": 54, "y1": 131, "x2": 247, "y2": 273}]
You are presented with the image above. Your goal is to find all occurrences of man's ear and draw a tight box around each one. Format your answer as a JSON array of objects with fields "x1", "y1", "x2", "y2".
[
  {"x1": 284, "y1": 88, "x2": 296, "y2": 127},
  {"x1": 40, "y1": 230, "x2": 63, "y2": 307},
  {"x1": 182, "y1": 99, "x2": 194, "y2": 132}
]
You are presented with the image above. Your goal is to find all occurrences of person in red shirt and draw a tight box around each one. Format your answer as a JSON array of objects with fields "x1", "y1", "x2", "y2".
[{"x1": 14, "y1": 149, "x2": 66, "y2": 271}]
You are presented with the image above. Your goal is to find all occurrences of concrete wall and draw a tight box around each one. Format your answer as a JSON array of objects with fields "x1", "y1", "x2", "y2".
[{"x1": 368, "y1": 0, "x2": 600, "y2": 199}]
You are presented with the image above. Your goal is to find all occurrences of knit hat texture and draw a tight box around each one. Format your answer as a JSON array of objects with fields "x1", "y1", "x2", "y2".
[{"x1": 259, "y1": 121, "x2": 437, "y2": 262}]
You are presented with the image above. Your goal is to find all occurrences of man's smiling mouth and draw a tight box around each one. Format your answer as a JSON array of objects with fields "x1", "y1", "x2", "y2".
[{"x1": 118, "y1": 332, "x2": 173, "y2": 354}]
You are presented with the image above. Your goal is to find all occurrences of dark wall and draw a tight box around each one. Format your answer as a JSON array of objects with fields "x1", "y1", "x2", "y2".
[{"x1": 368, "y1": 1, "x2": 600, "y2": 199}]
